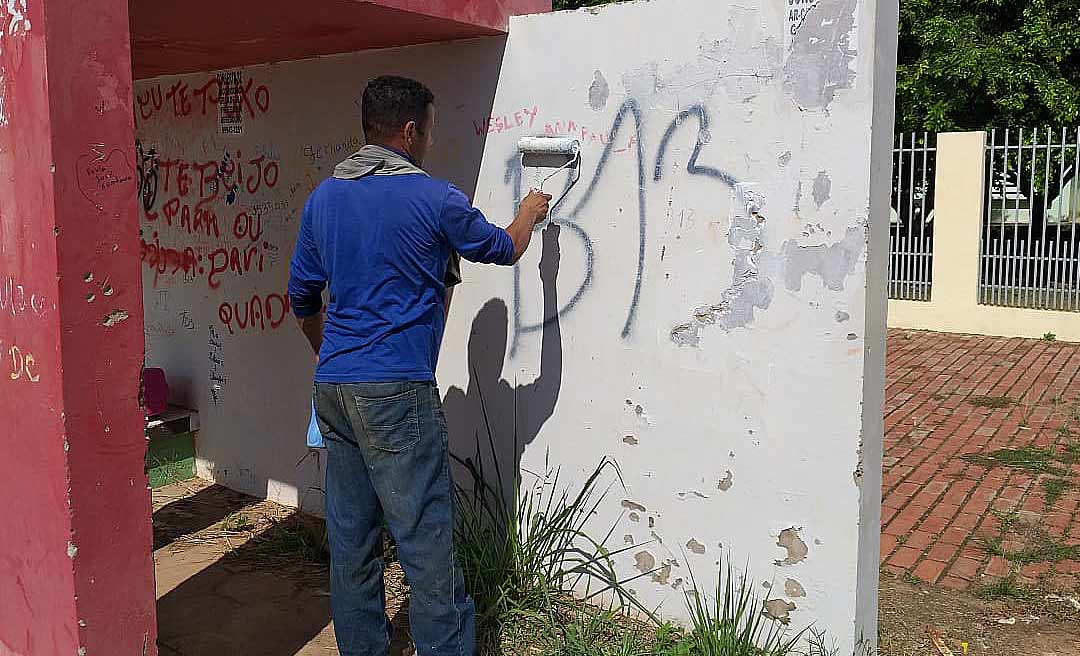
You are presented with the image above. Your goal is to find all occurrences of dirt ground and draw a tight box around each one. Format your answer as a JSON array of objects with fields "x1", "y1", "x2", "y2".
[
  {"x1": 153, "y1": 479, "x2": 1080, "y2": 655},
  {"x1": 879, "y1": 572, "x2": 1080, "y2": 656}
]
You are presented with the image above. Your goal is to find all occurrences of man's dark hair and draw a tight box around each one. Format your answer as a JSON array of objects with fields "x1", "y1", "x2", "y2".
[{"x1": 362, "y1": 76, "x2": 435, "y2": 141}]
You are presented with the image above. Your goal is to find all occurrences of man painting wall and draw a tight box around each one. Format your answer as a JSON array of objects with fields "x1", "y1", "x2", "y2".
[{"x1": 288, "y1": 75, "x2": 551, "y2": 656}]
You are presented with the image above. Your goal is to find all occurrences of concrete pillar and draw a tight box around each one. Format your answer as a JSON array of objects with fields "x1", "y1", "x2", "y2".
[
  {"x1": 0, "y1": 0, "x2": 156, "y2": 653},
  {"x1": 930, "y1": 131, "x2": 988, "y2": 308}
]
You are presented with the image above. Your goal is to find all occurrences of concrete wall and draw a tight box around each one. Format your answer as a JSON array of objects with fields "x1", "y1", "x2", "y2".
[
  {"x1": 137, "y1": 0, "x2": 896, "y2": 649},
  {"x1": 2, "y1": 0, "x2": 157, "y2": 652},
  {"x1": 444, "y1": 1, "x2": 893, "y2": 650},
  {"x1": 887, "y1": 131, "x2": 1080, "y2": 342},
  {"x1": 135, "y1": 37, "x2": 507, "y2": 511}
]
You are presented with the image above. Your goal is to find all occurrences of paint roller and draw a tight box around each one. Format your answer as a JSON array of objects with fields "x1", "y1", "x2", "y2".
[{"x1": 517, "y1": 136, "x2": 581, "y2": 216}]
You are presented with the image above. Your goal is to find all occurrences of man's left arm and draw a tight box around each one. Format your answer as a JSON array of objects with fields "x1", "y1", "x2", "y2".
[{"x1": 289, "y1": 201, "x2": 327, "y2": 356}]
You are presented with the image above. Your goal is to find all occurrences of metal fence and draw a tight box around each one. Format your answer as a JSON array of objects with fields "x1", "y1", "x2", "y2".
[
  {"x1": 980, "y1": 128, "x2": 1080, "y2": 311},
  {"x1": 889, "y1": 132, "x2": 936, "y2": 301}
]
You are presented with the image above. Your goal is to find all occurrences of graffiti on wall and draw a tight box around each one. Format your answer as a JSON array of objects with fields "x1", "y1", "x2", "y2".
[
  {"x1": 0, "y1": 0, "x2": 32, "y2": 128},
  {"x1": 1, "y1": 339, "x2": 40, "y2": 383},
  {"x1": 136, "y1": 74, "x2": 270, "y2": 126},
  {"x1": 502, "y1": 98, "x2": 750, "y2": 356}
]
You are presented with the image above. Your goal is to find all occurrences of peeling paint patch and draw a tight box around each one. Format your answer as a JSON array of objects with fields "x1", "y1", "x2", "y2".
[
  {"x1": 697, "y1": 8, "x2": 783, "y2": 102},
  {"x1": 677, "y1": 490, "x2": 709, "y2": 500},
  {"x1": 775, "y1": 528, "x2": 809, "y2": 566},
  {"x1": 671, "y1": 187, "x2": 773, "y2": 345},
  {"x1": 785, "y1": 579, "x2": 807, "y2": 598},
  {"x1": 718, "y1": 470, "x2": 734, "y2": 491},
  {"x1": 634, "y1": 550, "x2": 656, "y2": 574},
  {"x1": 101, "y1": 309, "x2": 129, "y2": 327},
  {"x1": 651, "y1": 563, "x2": 672, "y2": 584},
  {"x1": 764, "y1": 599, "x2": 796, "y2": 624},
  {"x1": 854, "y1": 444, "x2": 865, "y2": 487},
  {"x1": 67, "y1": 542, "x2": 77, "y2": 559},
  {"x1": 687, "y1": 538, "x2": 706, "y2": 555},
  {"x1": 671, "y1": 323, "x2": 700, "y2": 347},
  {"x1": 622, "y1": 435, "x2": 639, "y2": 445},
  {"x1": 847, "y1": 332, "x2": 859, "y2": 341},
  {"x1": 835, "y1": 310, "x2": 850, "y2": 323},
  {"x1": 783, "y1": 0, "x2": 858, "y2": 110},
  {"x1": 780, "y1": 226, "x2": 865, "y2": 292},
  {"x1": 812, "y1": 171, "x2": 832, "y2": 208},
  {"x1": 621, "y1": 500, "x2": 647, "y2": 513},
  {"x1": 588, "y1": 70, "x2": 609, "y2": 111}
]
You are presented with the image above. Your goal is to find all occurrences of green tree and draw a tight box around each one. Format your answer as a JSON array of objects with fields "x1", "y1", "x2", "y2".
[{"x1": 898, "y1": 0, "x2": 1080, "y2": 132}]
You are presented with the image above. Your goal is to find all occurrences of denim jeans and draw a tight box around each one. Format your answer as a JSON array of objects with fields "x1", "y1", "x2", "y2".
[{"x1": 314, "y1": 381, "x2": 475, "y2": 656}]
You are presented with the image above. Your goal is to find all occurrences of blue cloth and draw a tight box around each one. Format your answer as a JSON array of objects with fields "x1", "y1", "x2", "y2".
[
  {"x1": 306, "y1": 400, "x2": 324, "y2": 449},
  {"x1": 288, "y1": 174, "x2": 514, "y2": 383},
  {"x1": 314, "y1": 381, "x2": 475, "y2": 655}
]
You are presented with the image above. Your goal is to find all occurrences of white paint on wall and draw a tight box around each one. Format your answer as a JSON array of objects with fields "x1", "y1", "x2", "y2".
[
  {"x1": 137, "y1": 0, "x2": 895, "y2": 649},
  {"x1": 0, "y1": 0, "x2": 32, "y2": 129},
  {"x1": 2, "y1": 0, "x2": 31, "y2": 37}
]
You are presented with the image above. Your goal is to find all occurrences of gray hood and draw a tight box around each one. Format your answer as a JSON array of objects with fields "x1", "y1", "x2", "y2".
[{"x1": 332, "y1": 144, "x2": 427, "y2": 180}]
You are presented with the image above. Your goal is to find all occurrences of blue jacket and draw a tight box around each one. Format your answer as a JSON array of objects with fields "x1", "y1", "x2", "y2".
[{"x1": 288, "y1": 172, "x2": 514, "y2": 382}]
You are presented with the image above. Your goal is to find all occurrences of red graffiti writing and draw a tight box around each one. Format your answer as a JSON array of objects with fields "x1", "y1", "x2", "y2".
[
  {"x1": 544, "y1": 119, "x2": 638, "y2": 153},
  {"x1": 139, "y1": 231, "x2": 275, "y2": 290},
  {"x1": 206, "y1": 243, "x2": 267, "y2": 290},
  {"x1": 136, "y1": 76, "x2": 271, "y2": 125},
  {"x1": 148, "y1": 153, "x2": 280, "y2": 217},
  {"x1": 140, "y1": 232, "x2": 198, "y2": 286},
  {"x1": 474, "y1": 106, "x2": 539, "y2": 137},
  {"x1": 148, "y1": 197, "x2": 222, "y2": 238},
  {"x1": 218, "y1": 292, "x2": 291, "y2": 335},
  {"x1": 232, "y1": 211, "x2": 263, "y2": 243}
]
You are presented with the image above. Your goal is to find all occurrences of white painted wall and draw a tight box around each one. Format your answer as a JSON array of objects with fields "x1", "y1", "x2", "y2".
[
  {"x1": 135, "y1": 37, "x2": 508, "y2": 511},
  {"x1": 138, "y1": 0, "x2": 895, "y2": 650}
]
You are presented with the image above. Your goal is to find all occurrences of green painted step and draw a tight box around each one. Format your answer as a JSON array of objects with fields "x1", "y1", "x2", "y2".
[{"x1": 146, "y1": 431, "x2": 196, "y2": 489}]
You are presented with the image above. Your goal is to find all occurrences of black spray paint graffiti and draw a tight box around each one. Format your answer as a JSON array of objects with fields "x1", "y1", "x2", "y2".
[
  {"x1": 208, "y1": 326, "x2": 227, "y2": 405},
  {"x1": 506, "y1": 101, "x2": 740, "y2": 356},
  {"x1": 135, "y1": 140, "x2": 159, "y2": 213}
]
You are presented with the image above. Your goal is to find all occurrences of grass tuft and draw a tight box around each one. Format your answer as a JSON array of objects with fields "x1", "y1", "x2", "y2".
[
  {"x1": 967, "y1": 396, "x2": 1016, "y2": 409},
  {"x1": 1044, "y1": 478, "x2": 1070, "y2": 507},
  {"x1": 452, "y1": 395, "x2": 838, "y2": 655},
  {"x1": 980, "y1": 575, "x2": 1036, "y2": 601},
  {"x1": 962, "y1": 446, "x2": 1067, "y2": 476}
]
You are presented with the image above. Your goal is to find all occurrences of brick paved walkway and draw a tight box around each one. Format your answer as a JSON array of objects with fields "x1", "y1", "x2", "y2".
[{"x1": 882, "y1": 330, "x2": 1080, "y2": 593}]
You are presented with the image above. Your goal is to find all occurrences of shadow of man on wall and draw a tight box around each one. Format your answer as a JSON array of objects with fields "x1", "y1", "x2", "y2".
[{"x1": 442, "y1": 223, "x2": 563, "y2": 513}]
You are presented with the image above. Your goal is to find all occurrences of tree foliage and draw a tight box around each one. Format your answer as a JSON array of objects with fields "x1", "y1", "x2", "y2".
[
  {"x1": 898, "y1": 0, "x2": 1080, "y2": 132},
  {"x1": 553, "y1": 0, "x2": 1080, "y2": 132}
]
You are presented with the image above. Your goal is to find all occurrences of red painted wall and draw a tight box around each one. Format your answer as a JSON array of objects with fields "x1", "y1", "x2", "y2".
[
  {"x1": 131, "y1": 0, "x2": 552, "y2": 79},
  {"x1": 0, "y1": 0, "x2": 156, "y2": 652},
  {"x1": 375, "y1": 0, "x2": 552, "y2": 30}
]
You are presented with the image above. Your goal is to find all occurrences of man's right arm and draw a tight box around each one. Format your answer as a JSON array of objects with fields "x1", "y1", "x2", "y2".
[
  {"x1": 440, "y1": 185, "x2": 550, "y2": 266},
  {"x1": 504, "y1": 191, "x2": 552, "y2": 263}
]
